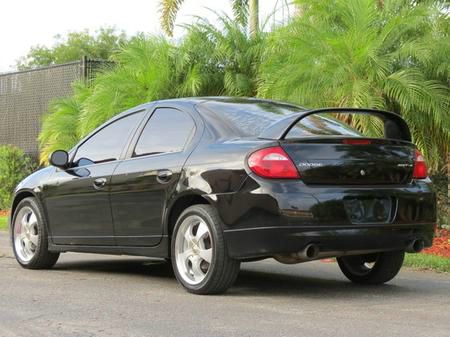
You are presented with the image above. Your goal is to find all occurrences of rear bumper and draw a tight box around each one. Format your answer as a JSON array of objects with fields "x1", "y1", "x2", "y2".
[
  {"x1": 210, "y1": 175, "x2": 436, "y2": 259},
  {"x1": 224, "y1": 223, "x2": 435, "y2": 259}
]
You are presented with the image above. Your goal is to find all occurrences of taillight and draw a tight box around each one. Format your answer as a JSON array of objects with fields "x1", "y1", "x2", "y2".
[
  {"x1": 248, "y1": 146, "x2": 300, "y2": 179},
  {"x1": 413, "y1": 149, "x2": 428, "y2": 179}
]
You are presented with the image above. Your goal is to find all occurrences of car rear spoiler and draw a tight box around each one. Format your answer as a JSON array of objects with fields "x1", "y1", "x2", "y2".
[{"x1": 259, "y1": 108, "x2": 411, "y2": 141}]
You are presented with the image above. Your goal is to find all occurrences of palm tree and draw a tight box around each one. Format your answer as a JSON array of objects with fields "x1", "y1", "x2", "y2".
[
  {"x1": 39, "y1": 82, "x2": 90, "y2": 164},
  {"x1": 39, "y1": 18, "x2": 266, "y2": 163},
  {"x1": 178, "y1": 13, "x2": 265, "y2": 96},
  {"x1": 160, "y1": 0, "x2": 260, "y2": 38},
  {"x1": 259, "y1": 0, "x2": 450, "y2": 172}
]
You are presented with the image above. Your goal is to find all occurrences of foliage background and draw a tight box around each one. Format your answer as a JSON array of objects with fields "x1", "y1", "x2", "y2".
[{"x1": 16, "y1": 27, "x2": 128, "y2": 70}]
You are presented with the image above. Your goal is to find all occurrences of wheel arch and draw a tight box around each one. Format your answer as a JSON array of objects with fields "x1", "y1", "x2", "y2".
[
  {"x1": 166, "y1": 193, "x2": 212, "y2": 237},
  {"x1": 11, "y1": 190, "x2": 38, "y2": 219}
]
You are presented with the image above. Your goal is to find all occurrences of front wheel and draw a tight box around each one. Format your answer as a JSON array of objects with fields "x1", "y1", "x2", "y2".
[
  {"x1": 171, "y1": 205, "x2": 240, "y2": 294},
  {"x1": 337, "y1": 251, "x2": 405, "y2": 285},
  {"x1": 11, "y1": 197, "x2": 60, "y2": 269}
]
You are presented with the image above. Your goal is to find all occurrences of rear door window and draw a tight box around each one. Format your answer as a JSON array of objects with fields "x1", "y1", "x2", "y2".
[{"x1": 133, "y1": 108, "x2": 195, "y2": 157}]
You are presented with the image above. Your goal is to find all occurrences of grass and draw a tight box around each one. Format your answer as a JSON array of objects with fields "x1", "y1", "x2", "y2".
[
  {"x1": 0, "y1": 215, "x2": 8, "y2": 231},
  {"x1": 404, "y1": 253, "x2": 450, "y2": 273}
]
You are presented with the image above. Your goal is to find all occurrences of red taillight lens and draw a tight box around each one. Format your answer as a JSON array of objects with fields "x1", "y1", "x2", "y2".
[
  {"x1": 248, "y1": 146, "x2": 300, "y2": 179},
  {"x1": 413, "y1": 149, "x2": 428, "y2": 179}
]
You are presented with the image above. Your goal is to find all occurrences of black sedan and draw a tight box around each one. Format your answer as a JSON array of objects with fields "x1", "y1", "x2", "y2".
[{"x1": 10, "y1": 97, "x2": 436, "y2": 294}]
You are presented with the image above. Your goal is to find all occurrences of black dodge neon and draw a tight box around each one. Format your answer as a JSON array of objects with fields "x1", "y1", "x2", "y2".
[{"x1": 10, "y1": 97, "x2": 436, "y2": 294}]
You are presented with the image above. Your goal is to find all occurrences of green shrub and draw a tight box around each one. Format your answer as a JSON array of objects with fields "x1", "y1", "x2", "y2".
[{"x1": 0, "y1": 145, "x2": 35, "y2": 210}]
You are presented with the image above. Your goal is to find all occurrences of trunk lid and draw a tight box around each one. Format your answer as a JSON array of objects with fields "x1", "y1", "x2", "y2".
[{"x1": 281, "y1": 138, "x2": 415, "y2": 185}]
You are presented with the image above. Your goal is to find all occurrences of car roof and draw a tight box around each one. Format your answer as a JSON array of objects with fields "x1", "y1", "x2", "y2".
[
  {"x1": 155, "y1": 96, "x2": 307, "y2": 110},
  {"x1": 111, "y1": 97, "x2": 306, "y2": 120},
  {"x1": 109, "y1": 96, "x2": 307, "y2": 129}
]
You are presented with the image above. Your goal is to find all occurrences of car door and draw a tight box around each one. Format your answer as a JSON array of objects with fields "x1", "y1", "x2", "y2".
[
  {"x1": 44, "y1": 110, "x2": 145, "y2": 246},
  {"x1": 109, "y1": 106, "x2": 198, "y2": 246}
]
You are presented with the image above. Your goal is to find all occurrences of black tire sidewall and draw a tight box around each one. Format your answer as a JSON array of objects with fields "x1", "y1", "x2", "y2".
[
  {"x1": 11, "y1": 198, "x2": 48, "y2": 267},
  {"x1": 337, "y1": 251, "x2": 405, "y2": 285},
  {"x1": 171, "y1": 205, "x2": 224, "y2": 293}
]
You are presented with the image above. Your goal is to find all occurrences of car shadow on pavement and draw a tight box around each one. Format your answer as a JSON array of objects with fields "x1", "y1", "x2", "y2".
[
  {"x1": 53, "y1": 257, "x2": 174, "y2": 280},
  {"x1": 231, "y1": 268, "x2": 420, "y2": 300},
  {"x1": 49, "y1": 256, "x2": 434, "y2": 300}
]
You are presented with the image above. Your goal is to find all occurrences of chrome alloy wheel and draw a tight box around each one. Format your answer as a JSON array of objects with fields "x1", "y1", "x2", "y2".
[
  {"x1": 13, "y1": 206, "x2": 39, "y2": 263},
  {"x1": 174, "y1": 215, "x2": 213, "y2": 285}
]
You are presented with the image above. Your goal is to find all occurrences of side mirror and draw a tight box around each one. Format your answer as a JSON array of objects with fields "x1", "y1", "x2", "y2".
[{"x1": 49, "y1": 150, "x2": 69, "y2": 169}]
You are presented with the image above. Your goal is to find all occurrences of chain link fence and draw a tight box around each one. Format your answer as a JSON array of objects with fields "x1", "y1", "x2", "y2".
[{"x1": 0, "y1": 58, "x2": 108, "y2": 158}]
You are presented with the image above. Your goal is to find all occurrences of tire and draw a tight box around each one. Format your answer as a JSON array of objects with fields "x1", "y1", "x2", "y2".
[
  {"x1": 337, "y1": 251, "x2": 405, "y2": 285},
  {"x1": 171, "y1": 204, "x2": 240, "y2": 294},
  {"x1": 11, "y1": 197, "x2": 60, "y2": 269}
]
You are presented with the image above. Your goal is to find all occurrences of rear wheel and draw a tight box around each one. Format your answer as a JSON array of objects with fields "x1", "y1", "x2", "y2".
[
  {"x1": 171, "y1": 205, "x2": 240, "y2": 294},
  {"x1": 337, "y1": 251, "x2": 405, "y2": 285},
  {"x1": 11, "y1": 197, "x2": 60, "y2": 269}
]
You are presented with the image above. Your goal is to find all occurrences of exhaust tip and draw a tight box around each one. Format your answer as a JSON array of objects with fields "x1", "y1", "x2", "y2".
[
  {"x1": 407, "y1": 239, "x2": 425, "y2": 253},
  {"x1": 274, "y1": 244, "x2": 321, "y2": 264},
  {"x1": 303, "y1": 244, "x2": 320, "y2": 260}
]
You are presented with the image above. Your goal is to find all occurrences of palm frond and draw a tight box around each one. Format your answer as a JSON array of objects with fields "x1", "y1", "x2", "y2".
[
  {"x1": 159, "y1": 0, "x2": 185, "y2": 36},
  {"x1": 232, "y1": 0, "x2": 249, "y2": 27}
]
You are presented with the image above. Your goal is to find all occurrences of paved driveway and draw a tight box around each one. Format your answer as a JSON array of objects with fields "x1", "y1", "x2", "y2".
[{"x1": 0, "y1": 231, "x2": 449, "y2": 337}]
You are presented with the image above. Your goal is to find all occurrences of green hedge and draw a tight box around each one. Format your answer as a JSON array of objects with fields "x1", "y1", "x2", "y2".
[{"x1": 0, "y1": 145, "x2": 35, "y2": 210}]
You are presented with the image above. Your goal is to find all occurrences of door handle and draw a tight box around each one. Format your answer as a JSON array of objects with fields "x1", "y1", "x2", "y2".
[
  {"x1": 156, "y1": 170, "x2": 173, "y2": 184},
  {"x1": 93, "y1": 177, "x2": 107, "y2": 190}
]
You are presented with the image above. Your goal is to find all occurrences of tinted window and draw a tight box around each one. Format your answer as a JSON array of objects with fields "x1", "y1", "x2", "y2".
[
  {"x1": 133, "y1": 108, "x2": 195, "y2": 157},
  {"x1": 74, "y1": 111, "x2": 144, "y2": 165},
  {"x1": 199, "y1": 101, "x2": 303, "y2": 136},
  {"x1": 200, "y1": 101, "x2": 361, "y2": 138},
  {"x1": 286, "y1": 115, "x2": 362, "y2": 138}
]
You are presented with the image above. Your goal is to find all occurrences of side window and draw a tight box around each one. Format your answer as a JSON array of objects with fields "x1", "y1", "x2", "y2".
[
  {"x1": 74, "y1": 111, "x2": 144, "y2": 165},
  {"x1": 133, "y1": 108, "x2": 195, "y2": 157}
]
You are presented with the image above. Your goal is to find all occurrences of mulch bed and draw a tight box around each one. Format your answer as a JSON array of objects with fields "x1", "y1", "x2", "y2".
[
  {"x1": 0, "y1": 210, "x2": 9, "y2": 217},
  {"x1": 424, "y1": 229, "x2": 450, "y2": 258}
]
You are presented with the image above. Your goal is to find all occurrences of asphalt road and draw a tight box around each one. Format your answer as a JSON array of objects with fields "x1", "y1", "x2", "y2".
[{"x1": 0, "y1": 231, "x2": 449, "y2": 337}]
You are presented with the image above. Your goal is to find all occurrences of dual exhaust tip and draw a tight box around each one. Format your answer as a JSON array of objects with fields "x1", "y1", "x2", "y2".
[
  {"x1": 302, "y1": 240, "x2": 425, "y2": 256},
  {"x1": 276, "y1": 239, "x2": 424, "y2": 265}
]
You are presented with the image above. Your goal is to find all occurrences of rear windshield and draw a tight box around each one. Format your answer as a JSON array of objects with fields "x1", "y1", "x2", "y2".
[
  {"x1": 199, "y1": 100, "x2": 362, "y2": 137},
  {"x1": 286, "y1": 115, "x2": 362, "y2": 138}
]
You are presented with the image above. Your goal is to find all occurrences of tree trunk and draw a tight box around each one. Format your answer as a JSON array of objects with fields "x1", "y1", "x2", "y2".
[{"x1": 249, "y1": 0, "x2": 259, "y2": 38}]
